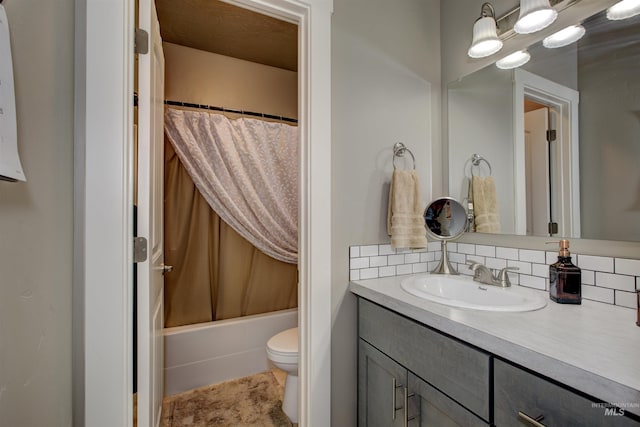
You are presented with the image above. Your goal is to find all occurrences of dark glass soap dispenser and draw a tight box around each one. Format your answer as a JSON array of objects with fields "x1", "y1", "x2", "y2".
[{"x1": 549, "y1": 239, "x2": 581, "y2": 304}]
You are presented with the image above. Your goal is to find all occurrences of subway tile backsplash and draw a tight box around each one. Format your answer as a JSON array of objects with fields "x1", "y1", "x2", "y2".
[{"x1": 349, "y1": 242, "x2": 639, "y2": 310}]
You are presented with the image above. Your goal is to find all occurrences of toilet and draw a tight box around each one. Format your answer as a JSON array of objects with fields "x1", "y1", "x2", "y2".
[{"x1": 266, "y1": 327, "x2": 298, "y2": 423}]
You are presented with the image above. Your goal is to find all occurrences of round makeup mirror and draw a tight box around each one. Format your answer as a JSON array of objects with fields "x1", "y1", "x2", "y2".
[{"x1": 424, "y1": 197, "x2": 467, "y2": 274}]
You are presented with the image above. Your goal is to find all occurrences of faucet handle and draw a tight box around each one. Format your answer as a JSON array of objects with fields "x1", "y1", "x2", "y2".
[
  {"x1": 467, "y1": 261, "x2": 482, "y2": 270},
  {"x1": 497, "y1": 267, "x2": 519, "y2": 287}
]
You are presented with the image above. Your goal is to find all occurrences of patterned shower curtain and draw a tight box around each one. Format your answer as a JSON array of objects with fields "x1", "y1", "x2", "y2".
[
  {"x1": 163, "y1": 109, "x2": 299, "y2": 327},
  {"x1": 164, "y1": 108, "x2": 299, "y2": 263}
]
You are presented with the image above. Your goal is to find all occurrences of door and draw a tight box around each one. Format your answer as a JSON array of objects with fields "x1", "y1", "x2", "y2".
[
  {"x1": 137, "y1": 0, "x2": 165, "y2": 426},
  {"x1": 358, "y1": 339, "x2": 408, "y2": 427},
  {"x1": 524, "y1": 107, "x2": 550, "y2": 236}
]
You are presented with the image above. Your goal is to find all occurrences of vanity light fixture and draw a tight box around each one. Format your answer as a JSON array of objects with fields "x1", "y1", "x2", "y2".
[
  {"x1": 543, "y1": 24, "x2": 586, "y2": 48},
  {"x1": 468, "y1": 3, "x2": 503, "y2": 58},
  {"x1": 496, "y1": 50, "x2": 531, "y2": 69},
  {"x1": 606, "y1": 0, "x2": 640, "y2": 20},
  {"x1": 514, "y1": 0, "x2": 558, "y2": 34}
]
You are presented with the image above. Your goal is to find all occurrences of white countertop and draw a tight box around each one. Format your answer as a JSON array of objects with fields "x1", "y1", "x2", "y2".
[{"x1": 349, "y1": 275, "x2": 640, "y2": 416}]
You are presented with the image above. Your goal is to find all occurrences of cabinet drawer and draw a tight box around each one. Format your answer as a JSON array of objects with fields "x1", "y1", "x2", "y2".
[
  {"x1": 494, "y1": 359, "x2": 640, "y2": 426},
  {"x1": 359, "y1": 298, "x2": 491, "y2": 420}
]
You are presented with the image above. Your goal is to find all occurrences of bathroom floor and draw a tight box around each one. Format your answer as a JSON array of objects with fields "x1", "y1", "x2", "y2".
[{"x1": 160, "y1": 369, "x2": 296, "y2": 427}]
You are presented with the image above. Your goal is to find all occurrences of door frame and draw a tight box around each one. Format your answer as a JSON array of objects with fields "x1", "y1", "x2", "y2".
[
  {"x1": 513, "y1": 69, "x2": 580, "y2": 237},
  {"x1": 74, "y1": 0, "x2": 333, "y2": 425}
]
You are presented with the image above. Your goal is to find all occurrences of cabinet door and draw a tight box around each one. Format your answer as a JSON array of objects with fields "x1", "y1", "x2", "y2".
[
  {"x1": 359, "y1": 339, "x2": 408, "y2": 427},
  {"x1": 495, "y1": 359, "x2": 640, "y2": 426},
  {"x1": 408, "y1": 373, "x2": 489, "y2": 427}
]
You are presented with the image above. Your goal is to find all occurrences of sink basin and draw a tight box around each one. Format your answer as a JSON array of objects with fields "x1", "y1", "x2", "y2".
[{"x1": 400, "y1": 274, "x2": 547, "y2": 312}]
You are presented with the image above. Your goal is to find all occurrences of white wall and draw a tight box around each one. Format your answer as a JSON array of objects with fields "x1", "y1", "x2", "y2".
[
  {"x1": 331, "y1": 0, "x2": 440, "y2": 424},
  {"x1": 163, "y1": 42, "x2": 297, "y2": 119},
  {"x1": 524, "y1": 43, "x2": 578, "y2": 91},
  {"x1": 0, "y1": 1, "x2": 74, "y2": 426},
  {"x1": 448, "y1": 67, "x2": 515, "y2": 233},
  {"x1": 579, "y1": 17, "x2": 640, "y2": 241}
]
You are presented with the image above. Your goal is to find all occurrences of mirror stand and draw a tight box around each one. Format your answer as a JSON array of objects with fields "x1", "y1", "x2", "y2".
[
  {"x1": 424, "y1": 197, "x2": 467, "y2": 275},
  {"x1": 432, "y1": 240, "x2": 458, "y2": 275}
]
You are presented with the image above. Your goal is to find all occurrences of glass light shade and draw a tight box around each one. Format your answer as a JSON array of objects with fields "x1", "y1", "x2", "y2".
[
  {"x1": 468, "y1": 16, "x2": 503, "y2": 58},
  {"x1": 514, "y1": 0, "x2": 558, "y2": 34},
  {"x1": 543, "y1": 25, "x2": 586, "y2": 48},
  {"x1": 607, "y1": 0, "x2": 640, "y2": 20},
  {"x1": 496, "y1": 50, "x2": 531, "y2": 69}
]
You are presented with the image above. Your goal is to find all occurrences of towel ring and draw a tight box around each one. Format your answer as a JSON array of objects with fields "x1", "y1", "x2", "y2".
[
  {"x1": 469, "y1": 153, "x2": 492, "y2": 176},
  {"x1": 393, "y1": 142, "x2": 416, "y2": 170}
]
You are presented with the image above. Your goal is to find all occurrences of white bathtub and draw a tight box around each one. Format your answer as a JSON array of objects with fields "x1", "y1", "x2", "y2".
[{"x1": 163, "y1": 308, "x2": 298, "y2": 396}]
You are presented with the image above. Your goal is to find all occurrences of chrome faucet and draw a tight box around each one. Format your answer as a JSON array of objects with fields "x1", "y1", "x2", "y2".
[{"x1": 468, "y1": 262, "x2": 519, "y2": 287}]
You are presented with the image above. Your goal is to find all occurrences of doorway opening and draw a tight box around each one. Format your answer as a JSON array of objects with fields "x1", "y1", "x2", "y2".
[
  {"x1": 79, "y1": 0, "x2": 330, "y2": 424},
  {"x1": 514, "y1": 69, "x2": 581, "y2": 238},
  {"x1": 136, "y1": 0, "x2": 301, "y2": 424}
]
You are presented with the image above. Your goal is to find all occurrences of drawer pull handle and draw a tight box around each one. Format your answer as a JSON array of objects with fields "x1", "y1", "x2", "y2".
[
  {"x1": 518, "y1": 411, "x2": 546, "y2": 427},
  {"x1": 404, "y1": 389, "x2": 416, "y2": 427},
  {"x1": 392, "y1": 378, "x2": 403, "y2": 419}
]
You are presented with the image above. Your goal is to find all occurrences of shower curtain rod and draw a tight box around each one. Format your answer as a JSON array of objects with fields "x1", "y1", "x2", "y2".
[{"x1": 164, "y1": 100, "x2": 298, "y2": 124}]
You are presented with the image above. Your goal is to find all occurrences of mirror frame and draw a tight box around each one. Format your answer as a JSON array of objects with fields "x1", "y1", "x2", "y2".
[{"x1": 444, "y1": 0, "x2": 640, "y2": 259}]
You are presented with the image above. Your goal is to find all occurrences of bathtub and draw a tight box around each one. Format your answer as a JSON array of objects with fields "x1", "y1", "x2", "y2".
[{"x1": 163, "y1": 308, "x2": 298, "y2": 396}]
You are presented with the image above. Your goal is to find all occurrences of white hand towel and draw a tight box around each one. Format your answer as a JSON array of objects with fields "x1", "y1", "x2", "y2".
[
  {"x1": 472, "y1": 176, "x2": 501, "y2": 233},
  {"x1": 387, "y1": 170, "x2": 428, "y2": 249}
]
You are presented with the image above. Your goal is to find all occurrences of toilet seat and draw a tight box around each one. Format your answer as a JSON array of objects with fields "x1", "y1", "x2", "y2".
[
  {"x1": 266, "y1": 326, "x2": 299, "y2": 423},
  {"x1": 266, "y1": 327, "x2": 298, "y2": 364}
]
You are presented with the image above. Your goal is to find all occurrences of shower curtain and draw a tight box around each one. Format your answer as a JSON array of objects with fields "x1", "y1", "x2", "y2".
[
  {"x1": 165, "y1": 108, "x2": 298, "y2": 263},
  {"x1": 163, "y1": 109, "x2": 298, "y2": 327}
]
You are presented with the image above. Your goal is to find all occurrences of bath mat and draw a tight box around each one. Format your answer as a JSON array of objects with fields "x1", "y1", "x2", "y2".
[{"x1": 161, "y1": 370, "x2": 294, "y2": 427}]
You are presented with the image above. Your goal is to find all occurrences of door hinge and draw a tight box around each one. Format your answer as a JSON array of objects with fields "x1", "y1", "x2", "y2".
[
  {"x1": 548, "y1": 222, "x2": 558, "y2": 235},
  {"x1": 134, "y1": 28, "x2": 149, "y2": 54},
  {"x1": 133, "y1": 236, "x2": 148, "y2": 263},
  {"x1": 546, "y1": 129, "x2": 557, "y2": 142}
]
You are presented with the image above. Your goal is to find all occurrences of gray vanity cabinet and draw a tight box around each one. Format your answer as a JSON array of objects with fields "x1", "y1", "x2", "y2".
[
  {"x1": 494, "y1": 359, "x2": 639, "y2": 427},
  {"x1": 357, "y1": 296, "x2": 640, "y2": 426},
  {"x1": 359, "y1": 339, "x2": 488, "y2": 427},
  {"x1": 358, "y1": 298, "x2": 491, "y2": 426}
]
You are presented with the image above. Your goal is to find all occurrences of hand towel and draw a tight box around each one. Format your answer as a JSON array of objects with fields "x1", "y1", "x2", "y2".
[
  {"x1": 472, "y1": 176, "x2": 501, "y2": 233},
  {"x1": 387, "y1": 170, "x2": 428, "y2": 249}
]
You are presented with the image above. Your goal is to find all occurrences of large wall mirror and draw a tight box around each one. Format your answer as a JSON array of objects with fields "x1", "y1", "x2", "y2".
[{"x1": 448, "y1": 6, "x2": 640, "y2": 243}]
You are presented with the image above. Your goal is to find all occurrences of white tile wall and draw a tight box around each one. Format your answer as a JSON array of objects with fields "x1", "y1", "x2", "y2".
[
  {"x1": 577, "y1": 255, "x2": 615, "y2": 273},
  {"x1": 476, "y1": 245, "x2": 496, "y2": 257},
  {"x1": 615, "y1": 258, "x2": 640, "y2": 276},
  {"x1": 349, "y1": 242, "x2": 640, "y2": 310},
  {"x1": 595, "y1": 272, "x2": 635, "y2": 292},
  {"x1": 582, "y1": 285, "x2": 615, "y2": 305},
  {"x1": 615, "y1": 290, "x2": 637, "y2": 309}
]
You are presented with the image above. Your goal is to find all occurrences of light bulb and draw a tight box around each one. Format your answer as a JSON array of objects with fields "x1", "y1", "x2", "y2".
[
  {"x1": 468, "y1": 16, "x2": 503, "y2": 58},
  {"x1": 514, "y1": 0, "x2": 558, "y2": 34},
  {"x1": 607, "y1": 0, "x2": 640, "y2": 20},
  {"x1": 543, "y1": 25, "x2": 586, "y2": 48},
  {"x1": 496, "y1": 50, "x2": 531, "y2": 69}
]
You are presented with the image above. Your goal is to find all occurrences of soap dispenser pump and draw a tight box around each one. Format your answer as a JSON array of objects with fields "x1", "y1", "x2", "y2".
[{"x1": 548, "y1": 239, "x2": 581, "y2": 304}]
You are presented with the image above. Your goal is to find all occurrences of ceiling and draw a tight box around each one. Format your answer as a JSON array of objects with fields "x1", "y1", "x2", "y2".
[{"x1": 155, "y1": 0, "x2": 298, "y2": 72}]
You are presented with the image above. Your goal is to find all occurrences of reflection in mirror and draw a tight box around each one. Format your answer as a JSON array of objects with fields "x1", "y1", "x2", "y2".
[
  {"x1": 424, "y1": 197, "x2": 466, "y2": 274},
  {"x1": 448, "y1": 8, "x2": 640, "y2": 242},
  {"x1": 425, "y1": 197, "x2": 467, "y2": 238}
]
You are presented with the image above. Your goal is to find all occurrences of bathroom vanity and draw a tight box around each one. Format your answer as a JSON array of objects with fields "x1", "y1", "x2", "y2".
[{"x1": 350, "y1": 276, "x2": 640, "y2": 426}]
